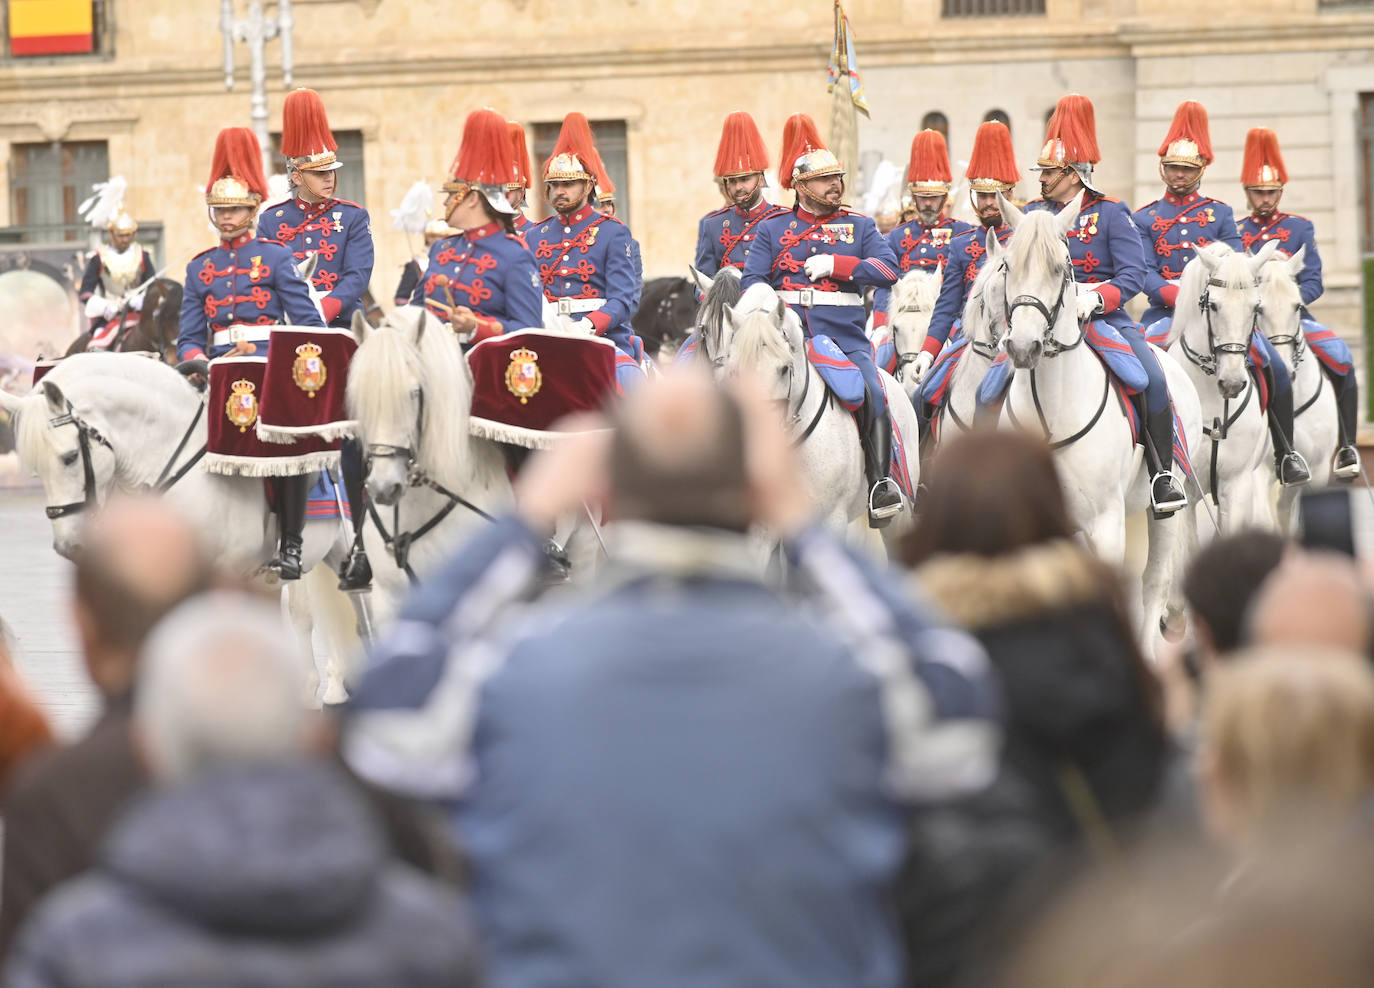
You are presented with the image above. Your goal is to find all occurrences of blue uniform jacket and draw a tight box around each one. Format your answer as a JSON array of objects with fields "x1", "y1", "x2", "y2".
[
  {"x1": 922, "y1": 224, "x2": 1013, "y2": 358},
  {"x1": 409, "y1": 222, "x2": 543, "y2": 337},
  {"x1": 741, "y1": 206, "x2": 899, "y2": 353},
  {"x1": 873, "y1": 217, "x2": 972, "y2": 329},
  {"x1": 265, "y1": 196, "x2": 375, "y2": 327},
  {"x1": 694, "y1": 198, "x2": 789, "y2": 277},
  {"x1": 177, "y1": 234, "x2": 324, "y2": 361},
  {"x1": 528, "y1": 203, "x2": 639, "y2": 350},
  {"x1": 1239, "y1": 211, "x2": 1323, "y2": 306},
  {"x1": 1027, "y1": 193, "x2": 1144, "y2": 334},
  {"x1": 1132, "y1": 190, "x2": 1241, "y2": 326}
]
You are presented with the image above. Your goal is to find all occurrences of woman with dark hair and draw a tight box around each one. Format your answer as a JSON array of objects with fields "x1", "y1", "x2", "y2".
[{"x1": 895, "y1": 430, "x2": 1170, "y2": 987}]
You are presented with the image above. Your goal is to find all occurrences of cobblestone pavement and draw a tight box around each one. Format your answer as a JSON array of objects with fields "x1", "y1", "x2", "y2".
[{"x1": 0, "y1": 489, "x2": 99, "y2": 740}]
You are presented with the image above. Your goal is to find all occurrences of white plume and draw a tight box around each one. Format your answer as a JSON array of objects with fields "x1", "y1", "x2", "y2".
[
  {"x1": 390, "y1": 180, "x2": 434, "y2": 234},
  {"x1": 862, "y1": 159, "x2": 902, "y2": 218},
  {"x1": 78, "y1": 175, "x2": 129, "y2": 228},
  {"x1": 266, "y1": 172, "x2": 292, "y2": 206}
]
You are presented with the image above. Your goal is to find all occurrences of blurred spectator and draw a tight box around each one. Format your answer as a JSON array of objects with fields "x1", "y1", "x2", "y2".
[
  {"x1": 345, "y1": 371, "x2": 1000, "y2": 988},
  {"x1": 898, "y1": 431, "x2": 1169, "y2": 987},
  {"x1": 0, "y1": 617, "x2": 53, "y2": 793},
  {"x1": 1183, "y1": 530, "x2": 1287, "y2": 660},
  {"x1": 4, "y1": 594, "x2": 477, "y2": 987},
  {"x1": 1, "y1": 497, "x2": 212, "y2": 956},
  {"x1": 1245, "y1": 552, "x2": 1374, "y2": 661}
]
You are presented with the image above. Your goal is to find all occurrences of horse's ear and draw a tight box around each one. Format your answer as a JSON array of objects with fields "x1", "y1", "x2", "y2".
[
  {"x1": 414, "y1": 310, "x2": 429, "y2": 344},
  {"x1": 351, "y1": 307, "x2": 370, "y2": 343},
  {"x1": 997, "y1": 192, "x2": 1022, "y2": 231},
  {"x1": 722, "y1": 305, "x2": 738, "y2": 335},
  {"x1": 0, "y1": 389, "x2": 20, "y2": 420},
  {"x1": 1055, "y1": 191, "x2": 1084, "y2": 238},
  {"x1": 1246, "y1": 238, "x2": 1282, "y2": 278},
  {"x1": 688, "y1": 265, "x2": 714, "y2": 296},
  {"x1": 773, "y1": 296, "x2": 787, "y2": 325},
  {"x1": 1199, "y1": 247, "x2": 1223, "y2": 275},
  {"x1": 985, "y1": 228, "x2": 1004, "y2": 259},
  {"x1": 297, "y1": 252, "x2": 319, "y2": 283},
  {"x1": 1285, "y1": 243, "x2": 1306, "y2": 277},
  {"x1": 40, "y1": 378, "x2": 66, "y2": 415}
]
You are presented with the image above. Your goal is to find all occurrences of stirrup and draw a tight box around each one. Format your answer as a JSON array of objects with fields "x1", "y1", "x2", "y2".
[
  {"x1": 1277, "y1": 451, "x2": 1311, "y2": 488},
  {"x1": 1334, "y1": 445, "x2": 1361, "y2": 480},
  {"x1": 1149, "y1": 472, "x2": 1187, "y2": 516},
  {"x1": 868, "y1": 478, "x2": 904, "y2": 528}
]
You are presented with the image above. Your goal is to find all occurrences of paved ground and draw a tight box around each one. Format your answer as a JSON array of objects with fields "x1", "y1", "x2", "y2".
[{"x1": 0, "y1": 489, "x2": 99, "y2": 740}]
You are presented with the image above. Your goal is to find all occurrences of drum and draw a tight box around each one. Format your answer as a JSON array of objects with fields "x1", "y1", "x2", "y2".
[
  {"x1": 255, "y1": 325, "x2": 357, "y2": 444},
  {"x1": 205, "y1": 355, "x2": 338, "y2": 476},
  {"x1": 467, "y1": 329, "x2": 618, "y2": 448}
]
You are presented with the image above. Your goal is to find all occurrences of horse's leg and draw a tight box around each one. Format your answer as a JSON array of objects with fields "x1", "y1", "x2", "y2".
[
  {"x1": 282, "y1": 582, "x2": 322, "y2": 706},
  {"x1": 1142, "y1": 509, "x2": 1193, "y2": 658}
]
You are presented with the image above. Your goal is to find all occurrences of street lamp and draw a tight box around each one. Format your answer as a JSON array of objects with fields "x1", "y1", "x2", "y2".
[{"x1": 220, "y1": 0, "x2": 294, "y2": 175}]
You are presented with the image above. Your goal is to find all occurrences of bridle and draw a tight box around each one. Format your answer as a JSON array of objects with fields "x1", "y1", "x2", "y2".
[
  {"x1": 362, "y1": 385, "x2": 494, "y2": 582},
  {"x1": 780, "y1": 344, "x2": 828, "y2": 448},
  {"x1": 1005, "y1": 262, "x2": 1083, "y2": 357},
  {"x1": 43, "y1": 398, "x2": 206, "y2": 519},
  {"x1": 1179, "y1": 277, "x2": 1259, "y2": 377},
  {"x1": 1263, "y1": 306, "x2": 1306, "y2": 374}
]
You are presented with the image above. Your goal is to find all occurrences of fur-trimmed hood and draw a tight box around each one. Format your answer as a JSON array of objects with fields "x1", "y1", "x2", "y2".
[{"x1": 912, "y1": 540, "x2": 1118, "y2": 630}]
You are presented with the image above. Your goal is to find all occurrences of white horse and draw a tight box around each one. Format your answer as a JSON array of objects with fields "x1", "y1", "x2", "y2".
[
  {"x1": 1256, "y1": 245, "x2": 1338, "y2": 532},
  {"x1": 997, "y1": 196, "x2": 1202, "y2": 647},
  {"x1": 882, "y1": 267, "x2": 941, "y2": 401},
  {"x1": 1, "y1": 351, "x2": 361, "y2": 701},
  {"x1": 345, "y1": 306, "x2": 515, "y2": 625},
  {"x1": 926, "y1": 239, "x2": 1007, "y2": 444},
  {"x1": 687, "y1": 265, "x2": 742, "y2": 368},
  {"x1": 720, "y1": 282, "x2": 920, "y2": 554},
  {"x1": 1164, "y1": 241, "x2": 1281, "y2": 532}
]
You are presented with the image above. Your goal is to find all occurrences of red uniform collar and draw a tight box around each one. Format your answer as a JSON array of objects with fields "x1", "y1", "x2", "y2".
[
  {"x1": 295, "y1": 195, "x2": 334, "y2": 212},
  {"x1": 557, "y1": 203, "x2": 595, "y2": 225},
  {"x1": 220, "y1": 231, "x2": 254, "y2": 248},
  {"x1": 1163, "y1": 190, "x2": 1203, "y2": 207},
  {"x1": 1250, "y1": 210, "x2": 1286, "y2": 226},
  {"x1": 464, "y1": 221, "x2": 502, "y2": 242},
  {"x1": 795, "y1": 206, "x2": 846, "y2": 224},
  {"x1": 735, "y1": 197, "x2": 772, "y2": 219}
]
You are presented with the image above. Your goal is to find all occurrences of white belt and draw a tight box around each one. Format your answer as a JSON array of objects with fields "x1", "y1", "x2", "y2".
[
  {"x1": 212, "y1": 324, "x2": 274, "y2": 346},
  {"x1": 779, "y1": 289, "x2": 864, "y2": 308},
  {"x1": 552, "y1": 298, "x2": 606, "y2": 315}
]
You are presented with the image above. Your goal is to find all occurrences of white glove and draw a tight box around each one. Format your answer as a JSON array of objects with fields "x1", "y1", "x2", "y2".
[
  {"x1": 909, "y1": 350, "x2": 934, "y2": 383},
  {"x1": 804, "y1": 254, "x2": 836, "y2": 281},
  {"x1": 84, "y1": 295, "x2": 108, "y2": 319},
  {"x1": 566, "y1": 317, "x2": 596, "y2": 335},
  {"x1": 128, "y1": 290, "x2": 145, "y2": 312},
  {"x1": 104, "y1": 300, "x2": 121, "y2": 320},
  {"x1": 1075, "y1": 289, "x2": 1102, "y2": 323}
]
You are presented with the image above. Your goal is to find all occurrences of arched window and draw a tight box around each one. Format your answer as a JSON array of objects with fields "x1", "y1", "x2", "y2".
[
  {"x1": 983, "y1": 109, "x2": 1011, "y2": 138},
  {"x1": 921, "y1": 111, "x2": 949, "y2": 142}
]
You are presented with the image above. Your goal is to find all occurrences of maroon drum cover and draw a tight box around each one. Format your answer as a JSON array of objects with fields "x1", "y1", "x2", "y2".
[
  {"x1": 30, "y1": 360, "x2": 59, "y2": 386},
  {"x1": 255, "y1": 326, "x2": 357, "y2": 444},
  {"x1": 467, "y1": 329, "x2": 618, "y2": 448},
  {"x1": 205, "y1": 356, "x2": 338, "y2": 477}
]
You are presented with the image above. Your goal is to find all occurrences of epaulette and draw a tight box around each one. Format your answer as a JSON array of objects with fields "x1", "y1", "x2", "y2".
[
  {"x1": 332, "y1": 198, "x2": 365, "y2": 210},
  {"x1": 703, "y1": 204, "x2": 734, "y2": 220},
  {"x1": 189, "y1": 245, "x2": 218, "y2": 262},
  {"x1": 1136, "y1": 197, "x2": 1164, "y2": 212}
]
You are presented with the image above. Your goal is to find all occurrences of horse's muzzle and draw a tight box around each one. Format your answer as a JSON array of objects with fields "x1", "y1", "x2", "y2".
[{"x1": 1006, "y1": 338, "x2": 1042, "y2": 369}]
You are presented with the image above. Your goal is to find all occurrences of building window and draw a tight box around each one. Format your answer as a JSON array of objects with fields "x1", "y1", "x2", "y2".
[
  {"x1": 983, "y1": 109, "x2": 1011, "y2": 138},
  {"x1": 920, "y1": 112, "x2": 949, "y2": 144},
  {"x1": 942, "y1": 0, "x2": 1044, "y2": 16},
  {"x1": 8, "y1": 140, "x2": 108, "y2": 240},
  {"x1": 531, "y1": 119, "x2": 629, "y2": 227},
  {"x1": 3, "y1": 0, "x2": 111, "y2": 58},
  {"x1": 268, "y1": 130, "x2": 367, "y2": 207}
]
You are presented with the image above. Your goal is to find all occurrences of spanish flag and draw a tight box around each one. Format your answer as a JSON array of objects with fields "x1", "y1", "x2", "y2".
[{"x1": 9, "y1": 0, "x2": 93, "y2": 56}]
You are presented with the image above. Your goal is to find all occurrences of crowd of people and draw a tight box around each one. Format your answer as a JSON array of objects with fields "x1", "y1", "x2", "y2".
[{"x1": 3, "y1": 366, "x2": 1374, "y2": 986}]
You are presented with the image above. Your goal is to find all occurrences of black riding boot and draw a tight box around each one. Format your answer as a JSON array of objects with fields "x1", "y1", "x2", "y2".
[
  {"x1": 1263, "y1": 365, "x2": 1311, "y2": 487},
  {"x1": 268, "y1": 474, "x2": 309, "y2": 581},
  {"x1": 1334, "y1": 373, "x2": 1361, "y2": 480},
  {"x1": 859, "y1": 396, "x2": 903, "y2": 528},
  {"x1": 1135, "y1": 395, "x2": 1187, "y2": 518},
  {"x1": 337, "y1": 439, "x2": 373, "y2": 592}
]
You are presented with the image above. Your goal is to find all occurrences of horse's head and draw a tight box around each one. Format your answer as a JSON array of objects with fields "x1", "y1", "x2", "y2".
[
  {"x1": 6, "y1": 377, "x2": 116, "y2": 558},
  {"x1": 696, "y1": 266, "x2": 742, "y2": 370},
  {"x1": 723, "y1": 283, "x2": 803, "y2": 406},
  {"x1": 1000, "y1": 193, "x2": 1081, "y2": 370},
  {"x1": 295, "y1": 253, "x2": 326, "y2": 320},
  {"x1": 964, "y1": 231, "x2": 1009, "y2": 354},
  {"x1": 346, "y1": 306, "x2": 456, "y2": 506},
  {"x1": 1255, "y1": 243, "x2": 1307, "y2": 374},
  {"x1": 1186, "y1": 241, "x2": 1273, "y2": 399},
  {"x1": 889, "y1": 267, "x2": 941, "y2": 380}
]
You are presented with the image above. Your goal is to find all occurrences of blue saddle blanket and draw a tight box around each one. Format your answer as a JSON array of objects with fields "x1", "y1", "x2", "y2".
[
  {"x1": 807, "y1": 334, "x2": 867, "y2": 411},
  {"x1": 920, "y1": 331, "x2": 969, "y2": 408},
  {"x1": 306, "y1": 470, "x2": 349, "y2": 521}
]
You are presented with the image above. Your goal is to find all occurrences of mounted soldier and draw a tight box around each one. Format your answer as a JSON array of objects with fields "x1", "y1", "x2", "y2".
[
  {"x1": 409, "y1": 108, "x2": 542, "y2": 341},
  {"x1": 1023, "y1": 93, "x2": 1187, "y2": 516},
  {"x1": 177, "y1": 127, "x2": 329, "y2": 581},
  {"x1": 507, "y1": 121, "x2": 534, "y2": 238},
  {"x1": 741, "y1": 113, "x2": 903, "y2": 526},
  {"x1": 78, "y1": 182, "x2": 156, "y2": 351},
  {"x1": 526, "y1": 112, "x2": 647, "y2": 390},
  {"x1": 392, "y1": 219, "x2": 455, "y2": 308},
  {"x1": 1239, "y1": 127, "x2": 1359, "y2": 478},
  {"x1": 872, "y1": 129, "x2": 971, "y2": 334},
  {"x1": 694, "y1": 111, "x2": 786, "y2": 278}
]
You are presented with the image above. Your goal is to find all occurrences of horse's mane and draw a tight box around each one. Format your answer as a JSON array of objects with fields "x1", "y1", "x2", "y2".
[
  {"x1": 1256, "y1": 249, "x2": 1300, "y2": 299},
  {"x1": 962, "y1": 253, "x2": 1004, "y2": 342},
  {"x1": 1007, "y1": 210, "x2": 1071, "y2": 278},
  {"x1": 890, "y1": 267, "x2": 940, "y2": 314},
  {"x1": 730, "y1": 283, "x2": 798, "y2": 369},
  {"x1": 346, "y1": 307, "x2": 473, "y2": 487}
]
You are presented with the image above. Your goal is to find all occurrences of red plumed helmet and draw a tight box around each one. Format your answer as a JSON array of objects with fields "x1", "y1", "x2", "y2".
[
  {"x1": 448, "y1": 108, "x2": 517, "y2": 188},
  {"x1": 507, "y1": 122, "x2": 531, "y2": 191},
  {"x1": 906, "y1": 129, "x2": 953, "y2": 194},
  {"x1": 778, "y1": 113, "x2": 842, "y2": 190},
  {"x1": 1037, "y1": 93, "x2": 1101, "y2": 167},
  {"x1": 543, "y1": 112, "x2": 602, "y2": 184},
  {"x1": 280, "y1": 88, "x2": 340, "y2": 171},
  {"x1": 966, "y1": 121, "x2": 1020, "y2": 193},
  {"x1": 714, "y1": 111, "x2": 769, "y2": 179},
  {"x1": 1158, "y1": 100, "x2": 1213, "y2": 167},
  {"x1": 205, "y1": 127, "x2": 267, "y2": 206},
  {"x1": 1241, "y1": 127, "x2": 1288, "y2": 188}
]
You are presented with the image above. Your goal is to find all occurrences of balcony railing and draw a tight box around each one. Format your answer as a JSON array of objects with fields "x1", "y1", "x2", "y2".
[{"x1": 942, "y1": 0, "x2": 1045, "y2": 16}]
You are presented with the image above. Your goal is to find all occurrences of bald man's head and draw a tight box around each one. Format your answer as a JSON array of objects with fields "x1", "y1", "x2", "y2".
[
  {"x1": 609, "y1": 371, "x2": 750, "y2": 531},
  {"x1": 73, "y1": 496, "x2": 215, "y2": 698},
  {"x1": 1246, "y1": 551, "x2": 1374, "y2": 662}
]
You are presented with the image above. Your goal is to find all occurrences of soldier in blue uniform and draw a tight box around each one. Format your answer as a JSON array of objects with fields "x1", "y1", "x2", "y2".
[
  {"x1": 916, "y1": 121, "x2": 1019, "y2": 415},
  {"x1": 695, "y1": 111, "x2": 787, "y2": 278},
  {"x1": 1240, "y1": 127, "x2": 1359, "y2": 477},
  {"x1": 507, "y1": 121, "x2": 534, "y2": 240},
  {"x1": 1026, "y1": 94, "x2": 1187, "y2": 515},
  {"x1": 178, "y1": 127, "x2": 326, "y2": 580},
  {"x1": 268, "y1": 88, "x2": 377, "y2": 589},
  {"x1": 410, "y1": 108, "x2": 542, "y2": 340},
  {"x1": 872, "y1": 129, "x2": 971, "y2": 335},
  {"x1": 527, "y1": 112, "x2": 646, "y2": 389},
  {"x1": 592, "y1": 174, "x2": 643, "y2": 315},
  {"x1": 741, "y1": 114, "x2": 902, "y2": 526},
  {"x1": 393, "y1": 219, "x2": 453, "y2": 307}
]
